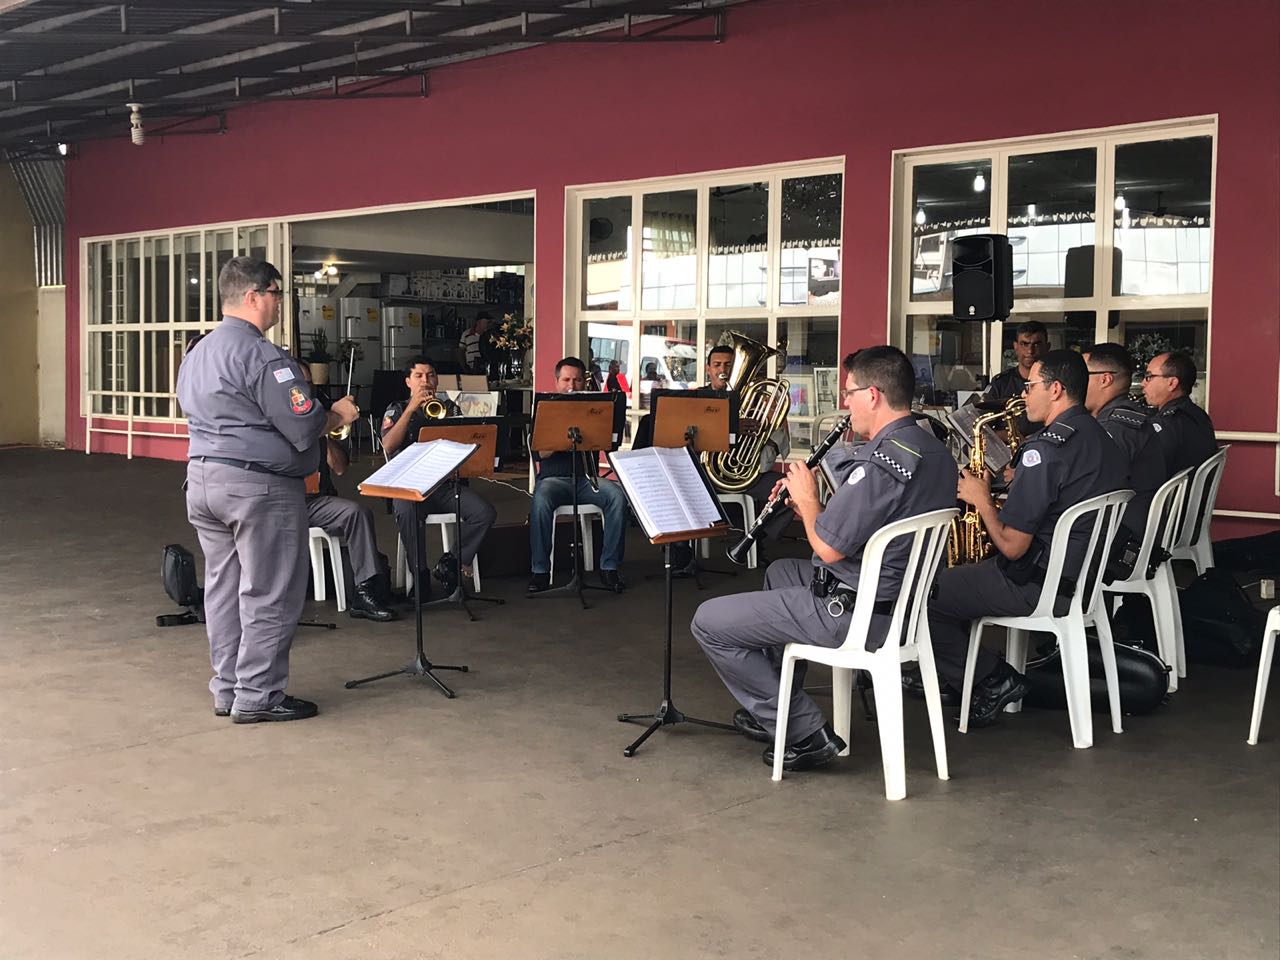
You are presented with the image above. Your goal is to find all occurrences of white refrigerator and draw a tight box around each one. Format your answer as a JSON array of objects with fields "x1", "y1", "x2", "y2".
[
  {"x1": 339, "y1": 297, "x2": 382, "y2": 392},
  {"x1": 381, "y1": 306, "x2": 423, "y2": 373}
]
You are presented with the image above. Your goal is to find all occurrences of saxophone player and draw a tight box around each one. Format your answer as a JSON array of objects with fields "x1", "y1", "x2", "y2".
[
  {"x1": 921, "y1": 350, "x2": 1128, "y2": 726},
  {"x1": 380, "y1": 356, "x2": 496, "y2": 596}
]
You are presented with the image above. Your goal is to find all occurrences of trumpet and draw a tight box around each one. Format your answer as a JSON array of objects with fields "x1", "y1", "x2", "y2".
[
  {"x1": 420, "y1": 394, "x2": 449, "y2": 419},
  {"x1": 727, "y1": 415, "x2": 850, "y2": 565}
]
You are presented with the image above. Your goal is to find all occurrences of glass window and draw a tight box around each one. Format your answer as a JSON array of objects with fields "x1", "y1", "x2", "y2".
[
  {"x1": 778, "y1": 316, "x2": 839, "y2": 449},
  {"x1": 708, "y1": 181, "x2": 768, "y2": 309},
  {"x1": 641, "y1": 190, "x2": 697, "y2": 311},
  {"x1": 1113, "y1": 137, "x2": 1212, "y2": 296},
  {"x1": 910, "y1": 159, "x2": 992, "y2": 301},
  {"x1": 181, "y1": 234, "x2": 201, "y2": 324},
  {"x1": 703, "y1": 319, "x2": 769, "y2": 375},
  {"x1": 208, "y1": 230, "x2": 234, "y2": 322},
  {"x1": 583, "y1": 318, "x2": 633, "y2": 392},
  {"x1": 96, "y1": 242, "x2": 114, "y2": 324},
  {"x1": 582, "y1": 196, "x2": 632, "y2": 311},
  {"x1": 781, "y1": 174, "x2": 842, "y2": 307},
  {"x1": 1007, "y1": 148, "x2": 1097, "y2": 299},
  {"x1": 638, "y1": 319, "x2": 698, "y2": 409},
  {"x1": 906, "y1": 315, "x2": 987, "y2": 406},
  {"x1": 1110, "y1": 307, "x2": 1209, "y2": 407},
  {"x1": 1002, "y1": 311, "x2": 1097, "y2": 371}
]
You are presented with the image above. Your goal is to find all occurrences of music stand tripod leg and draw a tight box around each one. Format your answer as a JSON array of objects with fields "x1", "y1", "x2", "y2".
[{"x1": 618, "y1": 542, "x2": 735, "y2": 756}]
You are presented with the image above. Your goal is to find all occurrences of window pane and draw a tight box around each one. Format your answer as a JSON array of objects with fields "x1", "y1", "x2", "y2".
[
  {"x1": 1113, "y1": 137, "x2": 1212, "y2": 296},
  {"x1": 781, "y1": 174, "x2": 842, "y2": 307},
  {"x1": 1007, "y1": 148, "x2": 1097, "y2": 299},
  {"x1": 906, "y1": 315, "x2": 987, "y2": 406},
  {"x1": 122, "y1": 240, "x2": 141, "y2": 324},
  {"x1": 708, "y1": 181, "x2": 768, "y2": 309},
  {"x1": 92, "y1": 242, "x2": 112, "y2": 324},
  {"x1": 641, "y1": 190, "x2": 697, "y2": 311},
  {"x1": 910, "y1": 159, "x2": 992, "y2": 301},
  {"x1": 583, "y1": 318, "x2": 633, "y2": 393},
  {"x1": 208, "y1": 230, "x2": 234, "y2": 323},
  {"x1": 704, "y1": 319, "x2": 770, "y2": 369},
  {"x1": 180, "y1": 234, "x2": 201, "y2": 324},
  {"x1": 1110, "y1": 307, "x2": 1209, "y2": 407},
  {"x1": 779, "y1": 316, "x2": 839, "y2": 450},
  {"x1": 1002, "y1": 311, "x2": 1097, "y2": 372},
  {"x1": 582, "y1": 196, "x2": 632, "y2": 311},
  {"x1": 637, "y1": 319, "x2": 698, "y2": 409}
]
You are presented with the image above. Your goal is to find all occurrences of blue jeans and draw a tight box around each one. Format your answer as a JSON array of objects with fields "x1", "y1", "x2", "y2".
[{"x1": 530, "y1": 476, "x2": 628, "y2": 574}]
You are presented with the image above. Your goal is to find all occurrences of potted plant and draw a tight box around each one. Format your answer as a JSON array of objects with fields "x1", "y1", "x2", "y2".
[
  {"x1": 493, "y1": 313, "x2": 534, "y2": 383},
  {"x1": 305, "y1": 329, "x2": 333, "y2": 385}
]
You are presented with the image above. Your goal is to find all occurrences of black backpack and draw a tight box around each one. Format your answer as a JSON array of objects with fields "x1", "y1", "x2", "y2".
[{"x1": 158, "y1": 543, "x2": 204, "y2": 626}]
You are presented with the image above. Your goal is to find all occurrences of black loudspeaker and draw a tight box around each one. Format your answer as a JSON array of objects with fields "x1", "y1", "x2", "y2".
[{"x1": 951, "y1": 234, "x2": 1013, "y2": 322}]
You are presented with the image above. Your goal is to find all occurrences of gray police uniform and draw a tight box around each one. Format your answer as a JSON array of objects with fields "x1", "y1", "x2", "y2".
[
  {"x1": 381, "y1": 399, "x2": 497, "y2": 573},
  {"x1": 927, "y1": 405, "x2": 1129, "y2": 689},
  {"x1": 979, "y1": 367, "x2": 1035, "y2": 435},
  {"x1": 1150, "y1": 394, "x2": 1217, "y2": 478},
  {"x1": 1096, "y1": 396, "x2": 1166, "y2": 538},
  {"x1": 177, "y1": 316, "x2": 327, "y2": 713},
  {"x1": 305, "y1": 439, "x2": 381, "y2": 586},
  {"x1": 691, "y1": 415, "x2": 957, "y2": 745}
]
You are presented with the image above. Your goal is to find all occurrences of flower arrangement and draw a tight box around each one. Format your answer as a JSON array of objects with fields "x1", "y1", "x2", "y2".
[{"x1": 492, "y1": 313, "x2": 533, "y2": 353}]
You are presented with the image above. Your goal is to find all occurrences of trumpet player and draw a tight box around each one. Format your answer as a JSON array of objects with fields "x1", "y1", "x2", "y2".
[
  {"x1": 921, "y1": 350, "x2": 1127, "y2": 727},
  {"x1": 381, "y1": 356, "x2": 497, "y2": 595},
  {"x1": 691, "y1": 347, "x2": 955, "y2": 771}
]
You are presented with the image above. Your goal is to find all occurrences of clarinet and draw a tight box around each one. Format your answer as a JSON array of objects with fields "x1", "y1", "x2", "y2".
[{"x1": 726, "y1": 415, "x2": 851, "y2": 566}]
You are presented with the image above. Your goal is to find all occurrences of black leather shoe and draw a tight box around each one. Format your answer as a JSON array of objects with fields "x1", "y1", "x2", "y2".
[
  {"x1": 599, "y1": 569, "x2": 625, "y2": 592},
  {"x1": 732, "y1": 708, "x2": 770, "y2": 743},
  {"x1": 961, "y1": 662, "x2": 1031, "y2": 728},
  {"x1": 432, "y1": 552, "x2": 460, "y2": 596},
  {"x1": 762, "y1": 723, "x2": 846, "y2": 771},
  {"x1": 349, "y1": 580, "x2": 398, "y2": 622},
  {"x1": 231, "y1": 695, "x2": 319, "y2": 724},
  {"x1": 901, "y1": 668, "x2": 962, "y2": 708},
  {"x1": 527, "y1": 572, "x2": 551, "y2": 594}
]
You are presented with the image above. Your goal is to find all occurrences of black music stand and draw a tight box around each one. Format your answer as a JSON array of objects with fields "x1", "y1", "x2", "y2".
[
  {"x1": 608, "y1": 445, "x2": 736, "y2": 757},
  {"x1": 528, "y1": 392, "x2": 626, "y2": 609},
  {"x1": 649, "y1": 390, "x2": 741, "y2": 587},
  {"x1": 347, "y1": 441, "x2": 476, "y2": 698},
  {"x1": 414, "y1": 419, "x2": 505, "y2": 621}
]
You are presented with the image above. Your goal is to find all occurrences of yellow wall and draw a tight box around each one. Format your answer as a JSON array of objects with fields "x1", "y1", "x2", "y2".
[{"x1": 0, "y1": 163, "x2": 39, "y2": 444}]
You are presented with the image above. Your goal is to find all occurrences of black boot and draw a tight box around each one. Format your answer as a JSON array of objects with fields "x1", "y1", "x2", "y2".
[
  {"x1": 433, "y1": 551, "x2": 460, "y2": 597},
  {"x1": 349, "y1": 578, "x2": 398, "y2": 621}
]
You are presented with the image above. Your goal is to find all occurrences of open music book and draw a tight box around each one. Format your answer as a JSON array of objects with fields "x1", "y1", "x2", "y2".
[
  {"x1": 607, "y1": 446, "x2": 728, "y2": 542},
  {"x1": 947, "y1": 406, "x2": 1014, "y2": 474},
  {"x1": 358, "y1": 438, "x2": 478, "y2": 501}
]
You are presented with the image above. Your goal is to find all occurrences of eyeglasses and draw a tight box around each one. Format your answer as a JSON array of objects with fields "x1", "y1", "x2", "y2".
[
  {"x1": 257, "y1": 287, "x2": 284, "y2": 299},
  {"x1": 839, "y1": 385, "x2": 873, "y2": 401},
  {"x1": 1020, "y1": 378, "x2": 1057, "y2": 392},
  {"x1": 1140, "y1": 372, "x2": 1173, "y2": 382}
]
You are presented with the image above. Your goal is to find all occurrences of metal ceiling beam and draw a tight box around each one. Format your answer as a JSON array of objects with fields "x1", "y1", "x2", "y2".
[
  {"x1": 6, "y1": 76, "x2": 428, "y2": 111},
  {"x1": 0, "y1": 1, "x2": 719, "y2": 16}
]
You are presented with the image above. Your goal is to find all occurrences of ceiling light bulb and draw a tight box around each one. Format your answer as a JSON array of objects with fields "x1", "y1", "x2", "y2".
[
  {"x1": 126, "y1": 102, "x2": 144, "y2": 146},
  {"x1": 189, "y1": 277, "x2": 198, "y2": 286},
  {"x1": 1027, "y1": 204, "x2": 1037, "y2": 219},
  {"x1": 314, "y1": 269, "x2": 324, "y2": 280},
  {"x1": 326, "y1": 264, "x2": 338, "y2": 276},
  {"x1": 915, "y1": 208, "x2": 926, "y2": 226},
  {"x1": 57, "y1": 142, "x2": 68, "y2": 156},
  {"x1": 972, "y1": 172, "x2": 986, "y2": 193},
  {"x1": 1114, "y1": 194, "x2": 1126, "y2": 211}
]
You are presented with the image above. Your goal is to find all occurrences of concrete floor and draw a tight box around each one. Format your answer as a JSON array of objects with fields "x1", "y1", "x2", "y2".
[{"x1": 1, "y1": 448, "x2": 1277, "y2": 960}]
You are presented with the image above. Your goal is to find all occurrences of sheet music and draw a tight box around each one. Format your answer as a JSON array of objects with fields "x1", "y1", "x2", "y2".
[
  {"x1": 360, "y1": 439, "x2": 477, "y2": 496},
  {"x1": 946, "y1": 407, "x2": 1013, "y2": 474},
  {"x1": 609, "y1": 446, "x2": 723, "y2": 539}
]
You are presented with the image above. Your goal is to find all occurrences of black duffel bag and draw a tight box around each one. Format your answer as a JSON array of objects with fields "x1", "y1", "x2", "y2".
[
  {"x1": 158, "y1": 543, "x2": 205, "y2": 626},
  {"x1": 1023, "y1": 637, "x2": 1170, "y2": 715}
]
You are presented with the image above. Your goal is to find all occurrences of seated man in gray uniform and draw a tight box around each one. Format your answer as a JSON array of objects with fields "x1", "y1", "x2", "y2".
[
  {"x1": 300, "y1": 363, "x2": 396, "y2": 622},
  {"x1": 692, "y1": 346, "x2": 957, "y2": 772},
  {"x1": 381, "y1": 355, "x2": 497, "y2": 594},
  {"x1": 1140, "y1": 350, "x2": 1217, "y2": 477},
  {"x1": 925, "y1": 349, "x2": 1129, "y2": 726},
  {"x1": 178, "y1": 257, "x2": 358, "y2": 723},
  {"x1": 1083, "y1": 343, "x2": 1168, "y2": 576}
]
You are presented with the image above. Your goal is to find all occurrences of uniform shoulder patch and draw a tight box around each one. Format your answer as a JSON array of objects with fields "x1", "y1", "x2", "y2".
[
  {"x1": 1151, "y1": 421, "x2": 1163, "y2": 433},
  {"x1": 847, "y1": 465, "x2": 867, "y2": 486},
  {"x1": 1038, "y1": 421, "x2": 1076, "y2": 446},
  {"x1": 1110, "y1": 408, "x2": 1147, "y2": 428},
  {"x1": 273, "y1": 367, "x2": 295, "y2": 383},
  {"x1": 870, "y1": 448, "x2": 913, "y2": 483},
  {"x1": 289, "y1": 386, "x2": 314, "y2": 415},
  {"x1": 1021, "y1": 448, "x2": 1042, "y2": 467}
]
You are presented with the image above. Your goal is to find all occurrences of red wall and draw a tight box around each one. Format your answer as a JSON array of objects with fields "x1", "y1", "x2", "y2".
[{"x1": 65, "y1": 0, "x2": 1280, "y2": 529}]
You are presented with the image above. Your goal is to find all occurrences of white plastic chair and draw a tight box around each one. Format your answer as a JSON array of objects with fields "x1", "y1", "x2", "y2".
[
  {"x1": 395, "y1": 521, "x2": 483, "y2": 594},
  {"x1": 307, "y1": 526, "x2": 347, "y2": 612},
  {"x1": 1247, "y1": 606, "x2": 1279, "y2": 745},
  {"x1": 699, "y1": 492, "x2": 758, "y2": 569},
  {"x1": 959, "y1": 489, "x2": 1134, "y2": 750},
  {"x1": 1170, "y1": 446, "x2": 1229, "y2": 576},
  {"x1": 772, "y1": 507, "x2": 959, "y2": 801},
  {"x1": 526, "y1": 442, "x2": 606, "y2": 584},
  {"x1": 1105, "y1": 467, "x2": 1193, "y2": 692}
]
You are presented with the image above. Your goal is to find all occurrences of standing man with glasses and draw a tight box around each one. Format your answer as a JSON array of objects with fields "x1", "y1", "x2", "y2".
[
  {"x1": 179, "y1": 257, "x2": 359, "y2": 723},
  {"x1": 921, "y1": 349, "x2": 1128, "y2": 727},
  {"x1": 1140, "y1": 350, "x2": 1216, "y2": 477}
]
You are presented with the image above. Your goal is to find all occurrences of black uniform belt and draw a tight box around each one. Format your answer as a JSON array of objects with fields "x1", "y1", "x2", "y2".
[
  {"x1": 811, "y1": 569, "x2": 896, "y2": 618},
  {"x1": 194, "y1": 456, "x2": 289, "y2": 477}
]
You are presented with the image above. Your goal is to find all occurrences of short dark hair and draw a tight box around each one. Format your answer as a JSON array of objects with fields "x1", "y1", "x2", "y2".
[
  {"x1": 1084, "y1": 342, "x2": 1133, "y2": 375},
  {"x1": 1159, "y1": 351, "x2": 1197, "y2": 393},
  {"x1": 706, "y1": 344, "x2": 735, "y2": 365},
  {"x1": 218, "y1": 256, "x2": 281, "y2": 306},
  {"x1": 1037, "y1": 348, "x2": 1088, "y2": 403},
  {"x1": 1014, "y1": 320, "x2": 1049, "y2": 342},
  {"x1": 555, "y1": 356, "x2": 586, "y2": 378},
  {"x1": 402, "y1": 355, "x2": 435, "y2": 378},
  {"x1": 476, "y1": 311, "x2": 493, "y2": 322},
  {"x1": 843, "y1": 345, "x2": 914, "y2": 409}
]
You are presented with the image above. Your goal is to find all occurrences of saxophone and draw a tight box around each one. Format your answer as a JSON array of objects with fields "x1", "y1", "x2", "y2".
[
  {"x1": 946, "y1": 397, "x2": 1027, "y2": 566},
  {"x1": 704, "y1": 332, "x2": 791, "y2": 493}
]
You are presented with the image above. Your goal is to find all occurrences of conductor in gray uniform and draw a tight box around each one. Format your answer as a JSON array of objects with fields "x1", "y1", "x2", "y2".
[
  {"x1": 178, "y1": 257, "x2": 358, "y2": 723},
  {"x1": 925, "y1": 350, "x2": 1128, "y2": 727},
  {"x1": 692, "y1": 346, "x2": 957, "y2": 771}
]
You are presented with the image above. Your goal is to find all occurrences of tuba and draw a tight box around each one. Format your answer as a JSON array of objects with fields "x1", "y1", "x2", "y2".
[
  {"x1": 946, "y1": 396, "x2": 1027, "y2": 566},
  {"x1": 704, "y1": 332, "x2": 791, "y2": 493}
]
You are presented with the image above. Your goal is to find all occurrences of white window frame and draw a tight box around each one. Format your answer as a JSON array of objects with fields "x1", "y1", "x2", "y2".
[
  {"x1": 565, "y1": 157, "x2": 845, "y2": 450},
  {"x1": 888, "y1": 115, "x2": 1217, "y2": 405}
]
